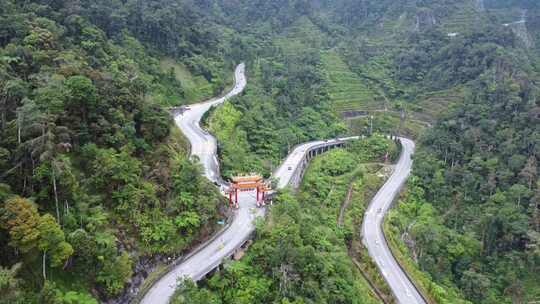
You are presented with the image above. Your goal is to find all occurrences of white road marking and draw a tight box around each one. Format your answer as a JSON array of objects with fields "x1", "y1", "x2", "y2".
[{"x1": 143, "y1": 63, "x2": 422, "y2": 304}]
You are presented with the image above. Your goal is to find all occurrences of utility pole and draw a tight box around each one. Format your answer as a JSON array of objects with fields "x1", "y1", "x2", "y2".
[
  {"x1": 369, "y1": 115, "x2": 374, "y2": 136},
  {"x1": 398, "y1": 108, "x2": 405, "y2": 136}
]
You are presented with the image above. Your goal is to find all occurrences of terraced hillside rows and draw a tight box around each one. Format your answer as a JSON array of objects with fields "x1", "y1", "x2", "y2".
[
  {"x1": 439, "y1": 2, "x2": 485, "y2": 33},
  {"x1": 273, "y1": 16, "x2": 327, "y2": 56},
  {"x1": 321, "y1": 50, "x2": 382, "y2": 113},
  {"x1": 274, "y1": 19, "x2": 392, "y2": 115}
]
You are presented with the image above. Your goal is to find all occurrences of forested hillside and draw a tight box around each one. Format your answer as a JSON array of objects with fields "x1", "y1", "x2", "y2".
[
  {"x1": 0, "y1": 1, "x2": 238, "y2": 302},
  {"x1": 385, "y1": 2, "x2": 540, "y2": 303},
  {"x1": 194, "y1": 1, "x2": 540, "y2": 303},
  {"x1": 392, "y1": 72, "x2": 539, "y2": 303},
  {"x1": 1, "y1": 0, "x2": 539, "y2": 304}
]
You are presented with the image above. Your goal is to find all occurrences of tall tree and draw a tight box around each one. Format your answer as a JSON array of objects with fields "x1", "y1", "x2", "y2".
[
  {"x1": 0, "y1": 196, "x2": 41, "y2": 254},
  {"x1": 37, "y1": 214, "x2": 73, "y2": 280}
]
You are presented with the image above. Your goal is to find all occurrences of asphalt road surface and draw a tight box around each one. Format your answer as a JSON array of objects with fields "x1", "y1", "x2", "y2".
[
  {"x1": 141, "y1": 64, "x2": 258, "y2": 304},
  {"x1": 362, "y1": 137, "x2": 425, "y2": 304},
  {"x1": 141, "y1": 65, "x2": 349, "y2": 304},
  {"x1": 142, "y1": 64, "x2": 421, "y2": 304},
  {"x1": 174, "y1": 63, "x2": 247, "y2": 187}
]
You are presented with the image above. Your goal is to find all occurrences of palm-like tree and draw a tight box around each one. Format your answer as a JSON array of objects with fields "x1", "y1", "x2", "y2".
[{"x1": 19, "y1": 99, "x2": 71, "y2": 224}]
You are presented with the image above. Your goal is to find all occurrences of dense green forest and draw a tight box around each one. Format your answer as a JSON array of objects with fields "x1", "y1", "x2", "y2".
[
  {"x1": 1, "y1": 0, "x2": 539, "y2": 303},
  {"x1": 0, "y1": 0, "x2": 238, "y2": 302},
  {"x1": 389, "y1": 66, "x2": 540, "y2": 302}
]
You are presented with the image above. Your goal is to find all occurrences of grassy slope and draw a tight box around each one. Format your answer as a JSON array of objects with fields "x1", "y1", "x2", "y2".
[
  {"x1": 346, "y1": 112, "x2": 427, "y2": 139},
  {"x1": 439, "y1": 2, "x2": 483, "y2": 33},
  {"x1": 328, "y1": 2, "x2": 490, "y2": 127},
  {"x1": 158, "y1": 58, "x2": 214, "y2": 104}
]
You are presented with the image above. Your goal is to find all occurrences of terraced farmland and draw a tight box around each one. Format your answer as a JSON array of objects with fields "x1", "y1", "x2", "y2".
[
  {"x1": 321, "y1": 50, "x2": 382, "y2": 113},
  {"x1": 273, "y1": 16, "x2": 327, "y2": 56},
  {"x1": 439, "y1": 3, "x2": 482, "y2": 33}
]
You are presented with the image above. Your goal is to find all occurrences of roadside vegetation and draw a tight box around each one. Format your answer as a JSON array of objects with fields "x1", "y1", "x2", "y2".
[
  {"x1": 175, "y1": 135, "x2": 397, "y2": 304},
  {"x1": 386, "y1": 70, "x2": 540, "y2": 303},
  {"x1": 384, "y1": 181, "x2": 472, "y2": 304},
  {"x1": 380, "y1": 1, "x2": 540, "y2": 301},
  {"x1": 0, "y1": 1, "x2": 233, "y2": 302},
  {"x1": 1, "y1": 0, "x2": 539, "y2": 303},
  {"x1": 205, "y1": 50, "x2": 346, "y2": 179}
]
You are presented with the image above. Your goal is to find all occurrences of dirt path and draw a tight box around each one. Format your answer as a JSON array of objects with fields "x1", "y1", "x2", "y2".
[{"x1": 338, "y1": 182, "x2": 354, "y2": 227}]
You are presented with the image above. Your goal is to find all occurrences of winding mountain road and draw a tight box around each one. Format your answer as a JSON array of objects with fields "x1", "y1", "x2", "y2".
[
  {"x1": 362, "y1": 138, "x2": 425, "y2": 304},
  {"x1": 141, "y1": 64, "x2": 423, "y2": 304},
  {"x1": 141, "y1": 64, "x2": 262, "y2": 304}
]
